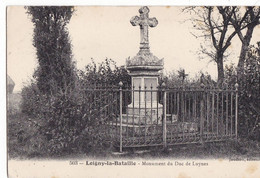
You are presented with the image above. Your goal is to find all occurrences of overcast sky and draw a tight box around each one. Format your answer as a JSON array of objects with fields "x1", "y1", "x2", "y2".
[{"x1": 7, "y1": 6, "x2": 260, "y2": 92}]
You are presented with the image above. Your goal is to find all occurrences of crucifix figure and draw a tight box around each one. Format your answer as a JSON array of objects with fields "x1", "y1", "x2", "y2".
[{"x1": 130, "y1": 6, "x2": 158, "y2": 50}]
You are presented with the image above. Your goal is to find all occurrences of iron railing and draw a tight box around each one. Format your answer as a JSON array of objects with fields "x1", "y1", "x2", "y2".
[{"x1": 82, "y1": 83, "x2": 239, "y2": 152}]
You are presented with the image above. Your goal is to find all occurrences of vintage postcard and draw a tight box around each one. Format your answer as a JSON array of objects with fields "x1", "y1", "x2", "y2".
[{"x1": 6, "y1": 5, "x2": 260, "y2": 178}]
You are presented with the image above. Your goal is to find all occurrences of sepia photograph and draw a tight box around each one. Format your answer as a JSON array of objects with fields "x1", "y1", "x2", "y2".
[{"x1": 6, "y1": 5, "x2": 260, "y2": 178}]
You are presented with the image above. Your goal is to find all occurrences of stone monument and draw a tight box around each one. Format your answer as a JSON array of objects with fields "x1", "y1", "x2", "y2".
[{"x1": 125, "y1": 6, "x2": 164, "y2": 124}]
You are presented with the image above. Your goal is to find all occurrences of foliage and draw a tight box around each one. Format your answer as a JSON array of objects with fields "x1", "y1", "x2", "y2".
[
  {"x1": 238, "y1": 44, "x2": 260, "y2": 140},
  {"x1": 16, "y1": 59, "x2": 130, "y2": 158},
  {"x1": 162, "y1": 69, "x2": 216, "y2": 88},
  {"x1": 17, "y1": 6, "x2": 82, "y2": 157},
  {"x1": 224, "y1": 43, "x2": 260, "y2": 141},
  {"x1": 26, "y1": 6, "x2": 76, "y2": 96},
  {"x1": 78, "y1": 58, "x2": 131, "y2": 88},
  {"x1": 161, "y1": 69, "x2": 190, "y2": 88},
  {"x1": 12, "y1": 8, "x2": 133, "y2": 156}
]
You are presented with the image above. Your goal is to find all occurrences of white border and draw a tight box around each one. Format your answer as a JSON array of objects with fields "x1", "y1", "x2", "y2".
[{"x1": 3, "y1": 0, "x2": 260, "y2": 6}]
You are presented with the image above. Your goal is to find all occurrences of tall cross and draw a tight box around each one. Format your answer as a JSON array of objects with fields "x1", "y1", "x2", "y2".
[{"x1": 130, "y1": 6, "x2": 158, "y2": 50}]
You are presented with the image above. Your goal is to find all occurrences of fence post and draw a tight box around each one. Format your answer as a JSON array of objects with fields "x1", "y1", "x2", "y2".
[
  {"x1": 119, "y1": 81, "x2": 123, "y2": 152},
  {"x1": 162, "y1": 82, "x2": 167, "y2": 149},
  {"x1": 235, "y1": 83, "x2": 239, "y2": 140},
  {"x1": 200, "y1": 83, "x2": 205, "y2": 144}
]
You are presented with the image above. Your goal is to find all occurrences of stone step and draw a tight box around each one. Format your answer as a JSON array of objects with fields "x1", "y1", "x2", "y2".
[
  {"x1": 126, "y1": 107, "x2": 162, "y2": 116},
  {"x1": 122, "y1": 114, "x2": 161, "y2": 118},
  {"x1": 121, "y1": 114, "x2": 162, "y2": 124},
  {"x1": 119, "y1": 114, "x2": 178, "y2": 124}
]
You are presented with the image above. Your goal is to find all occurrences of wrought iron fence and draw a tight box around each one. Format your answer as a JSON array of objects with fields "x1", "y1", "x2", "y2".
[{"x1": 82, "y1": 83, "x2": 239, "y2": 152}]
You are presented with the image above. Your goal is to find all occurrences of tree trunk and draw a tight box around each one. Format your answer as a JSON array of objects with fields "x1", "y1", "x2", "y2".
[
  {"x1": 216, "y1": 52, "x2": 224, "y2": 85},
  {"x1": 237, "y1": 26, "x2": 255, "y2": 80}
]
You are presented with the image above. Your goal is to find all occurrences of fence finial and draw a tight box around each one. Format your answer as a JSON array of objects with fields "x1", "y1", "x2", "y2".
[
  {"x1": 161, "y1": 82, "x2": 166, "y2": 88},
  {"x1": 119, "y1": 81, "x2": 123, "y2": 87},
  {"x1": 235, "y1": 83, "x2": 239, "y2": 90},
  {"x1": 200, "y1": 82, "x2": 205, "y2": 89}
]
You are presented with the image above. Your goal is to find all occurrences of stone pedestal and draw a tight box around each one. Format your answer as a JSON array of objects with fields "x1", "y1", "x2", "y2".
[
  {"x1": 125, "y1": 49, "x2": 164, "y2": 125},
  {"x1": 124, "y1": 106, "x2": 163, "y2": 124},
  {"x1": 125, "y1": 76, "x2": 163, "y2": 124}
]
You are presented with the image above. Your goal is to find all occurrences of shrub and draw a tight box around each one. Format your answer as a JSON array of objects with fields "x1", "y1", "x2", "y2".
[
  {"x1": 224, "y1": 43, "x2": 260, "y2": 141},
  {"x1": 238, "y1": 44, "x2": 260, "y2": 141},
  {"x1": 16, "y1": 59, "x2": 130, "y2": 158},
  {"x1": 78, "y1": 58, "x2": 131, "y2": 87}
]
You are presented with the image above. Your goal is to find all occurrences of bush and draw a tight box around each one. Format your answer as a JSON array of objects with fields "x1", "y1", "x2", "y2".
[
  {"x1": 14, "y1": 59, "x2": 130, "y2": 158},
  {"x1": 20, "y1": 81, "x2": 112, "y2": 157},
  {"x1": 162, "y1": 69, "x2": 217, "y2": 88},
  {"x1": 238, "y1": 44, "x2": 260, "y2": 141},
  {"x1": 224, "y1": 43, "x2": 260, "y2": 141},
  {"x1": 78, "y1": 58, "x2": 131, "y2": 87}
]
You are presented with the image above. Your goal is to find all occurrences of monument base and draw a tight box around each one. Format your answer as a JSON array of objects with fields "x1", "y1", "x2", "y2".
[
  {"x1": 109, "y1": 122, "x2": 199, "y2": 137},
  {"x1": 120, "y1": 103, "x2": 163, "y2": 124}
]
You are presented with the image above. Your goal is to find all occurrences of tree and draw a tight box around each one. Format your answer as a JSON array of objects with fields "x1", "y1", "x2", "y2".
[
  {"x1": 26, "y1": 6, "x2": 76, "y2": 96},
  {"x1": 231, "y1": 7, "x2": 260, "y2": 79},
  {"x1": 23, "y1": 7, "x2": 79, "y2": 155},
  {"x1": 184, "y1": 6, "x2": 259, "y2": 84},
  {"x1": 185, "y1": 7, "x2": 238, "y2": 84}
]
